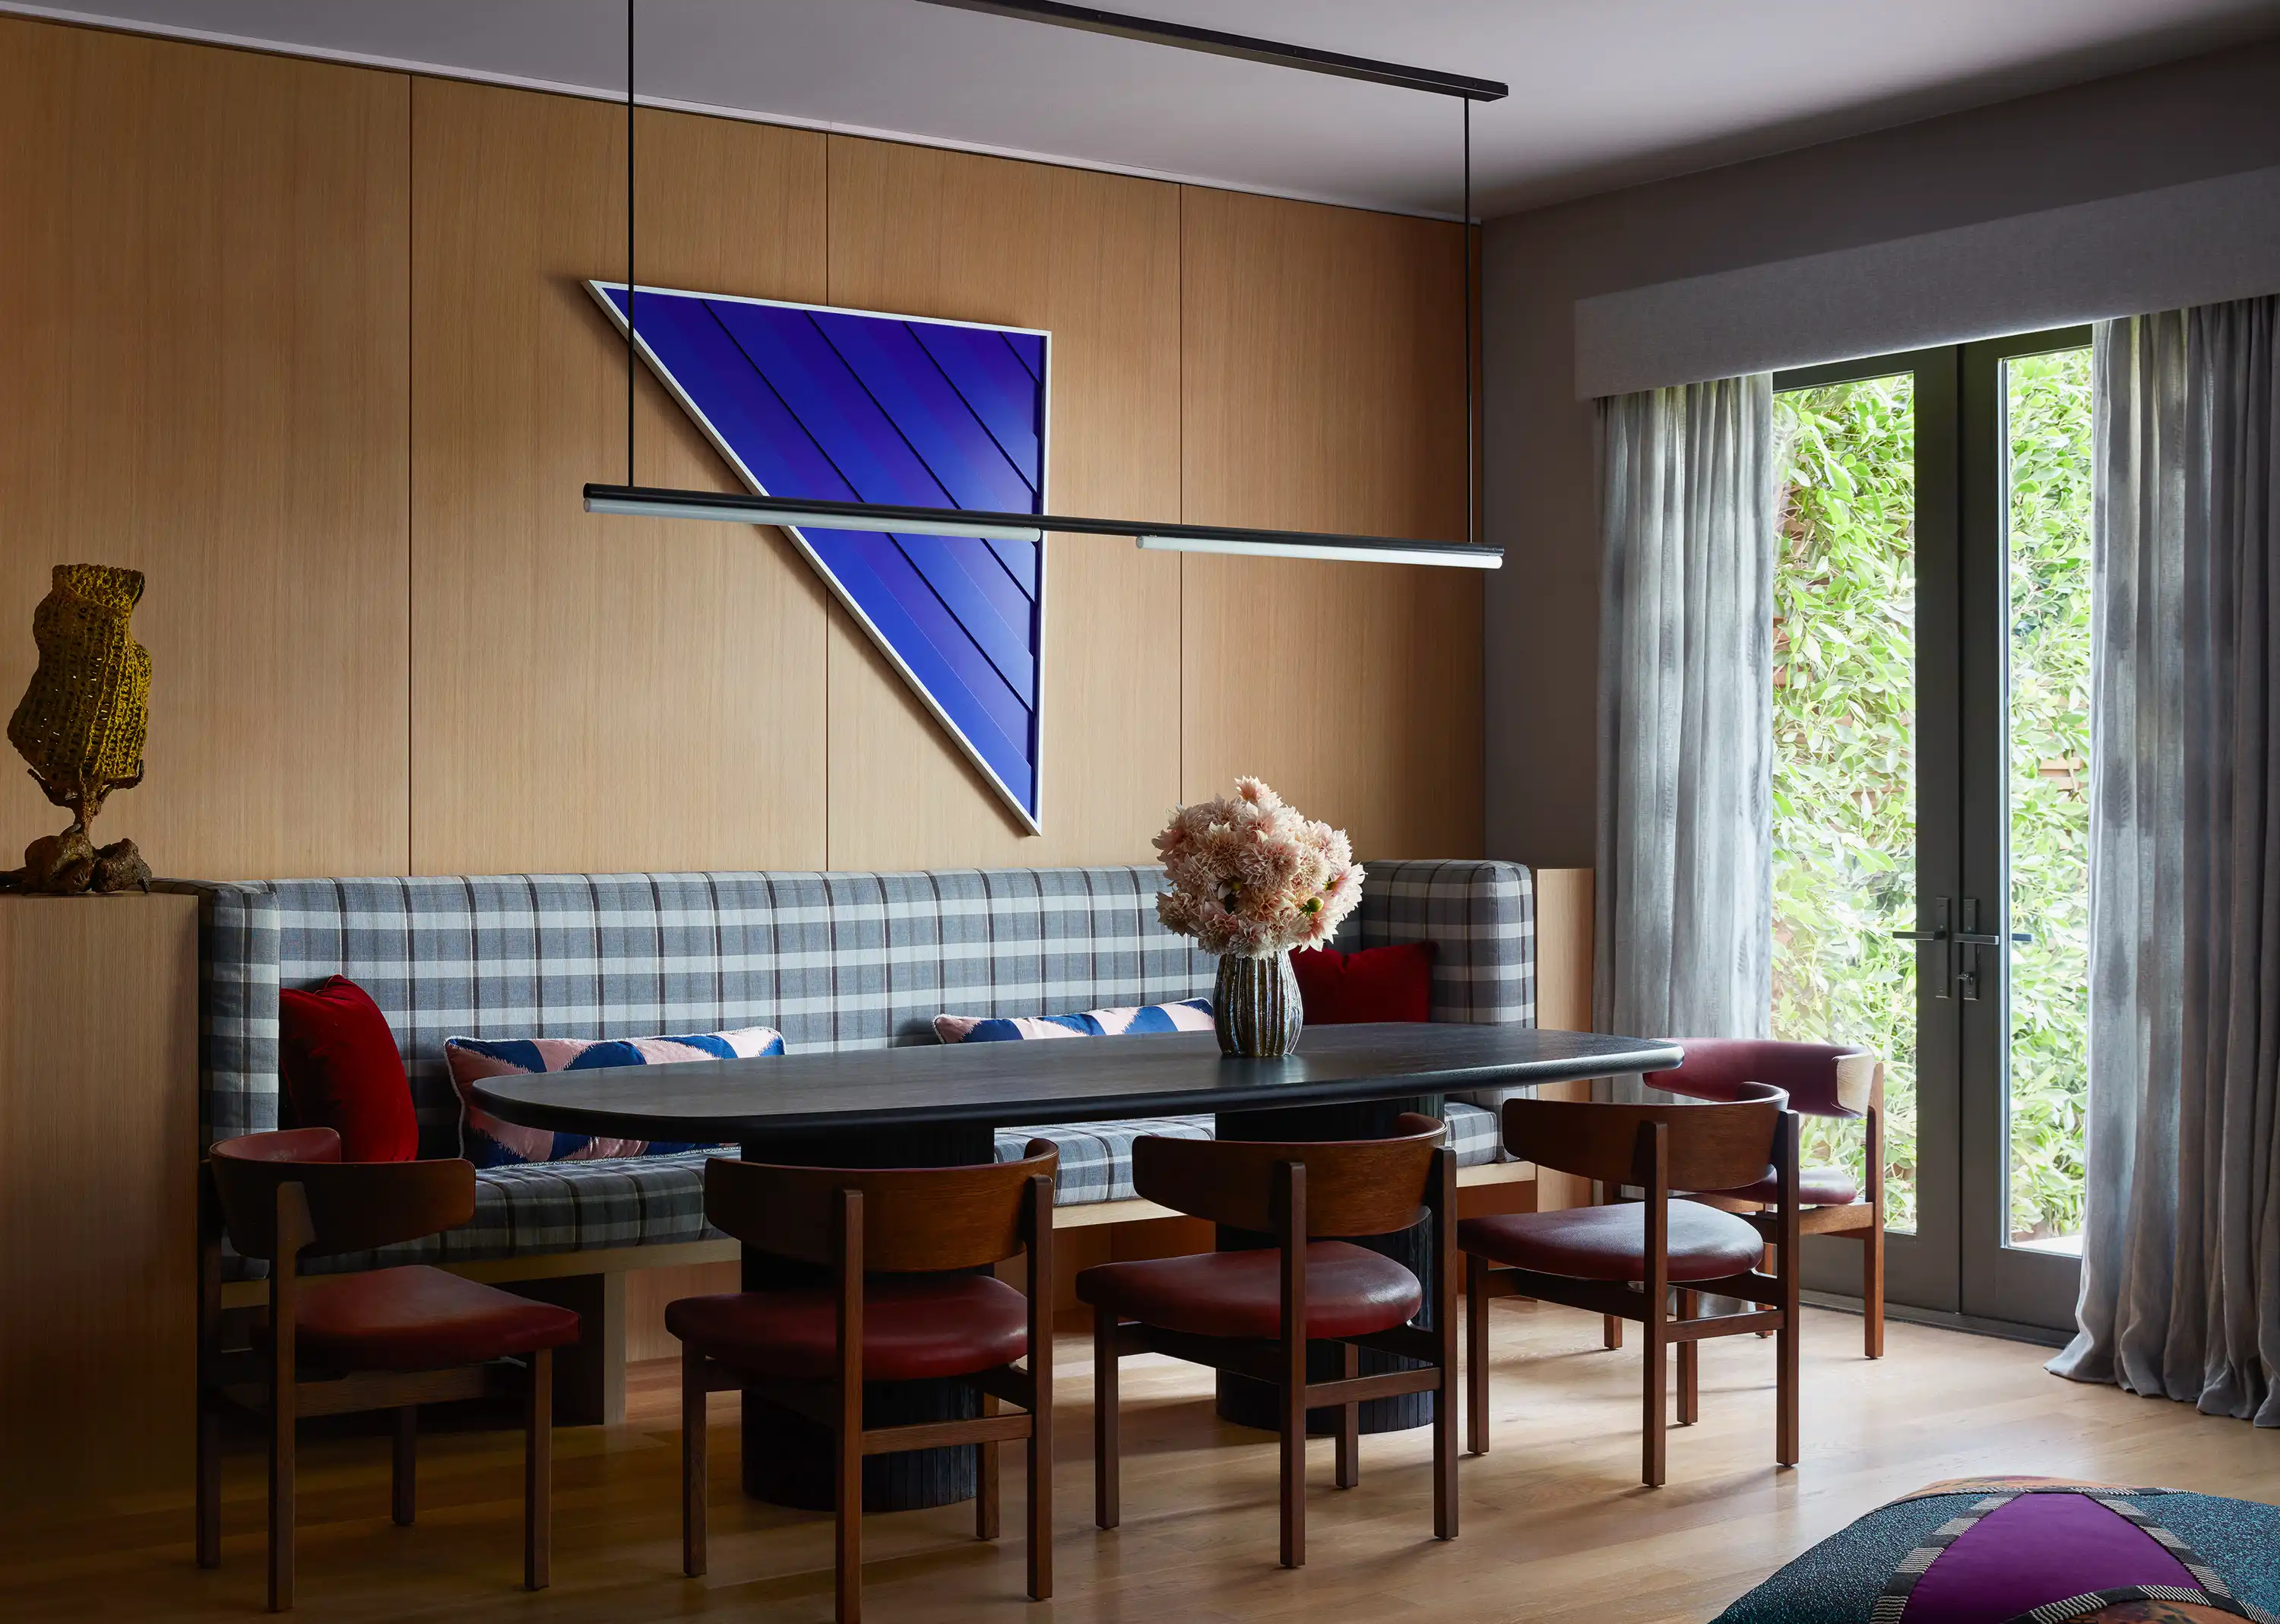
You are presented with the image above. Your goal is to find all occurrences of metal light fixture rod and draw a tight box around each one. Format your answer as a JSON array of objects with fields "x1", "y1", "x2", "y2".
[
  {"x1": 917, "y1": 1, "x2": 1507, "y2": 100},
  {"x1": 583, "y1": 484, "x2": 1501, "y2": 568}
]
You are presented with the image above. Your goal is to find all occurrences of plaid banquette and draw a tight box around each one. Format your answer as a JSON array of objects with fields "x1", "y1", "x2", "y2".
[{"x1": 195, "y1": 861, "x2": 1534, "y2": 1274}]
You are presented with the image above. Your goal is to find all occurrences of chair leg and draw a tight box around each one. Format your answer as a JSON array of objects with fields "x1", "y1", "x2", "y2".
[
  {"x1": 391, "y1": 1406, "x2": 417, "y2": 1526},
  {"x1": 1092, "y1": 1316, "x2": 1120, "y2": 1531},
  {"x1": 1777, "y1": 1281, "x2": 1800, "y2": 1470},
  {"x1": 1026, "y1": 1373, "x2": 1053, "y2": 1601},
  {"x1": 836, "y1": 1378, "x2": 863, "y2": 1624},
  {"x1": 1676, "y1": 1291, "x2": 1699, "y2": 1426},
  {"x1": 1334, "y1": 1343, "x2": 1360, "y2": 1489},
  {"x1": 196, "y1": 1391, "x2": 222, "y2": 1569},
  {"x1": 1278, "y1": 1345, "x2": 1306, "y2": 1569},
  {"x1": 1433, "y1": 1321, "x2": 1458, "y2": 1541},
  {"x1": 268, "y1": 1372, "x2": 295, "y2": 1611},
  {"x1": 1604, "y1": 1315, "x2": 1623, "y2": 1350},
  {"x1": 976, "y1": 1394, "x2": 1002, "y2": 1540},
  {"x1": 1862, "y1": 1223, "x2": 1886, "y2": 1360},
  {"x1": 524, "y1": 1348, "x2": 553, "y2": 1591},
  {"x1": 1640, "y1": 1304, "x2": 1667, "y2": 1489},
  {"x1": 682, "y1": 1348, "x2": 708, "y2": 1578},
  {"x1": 1465, "y1": 1255, "x2": 1490, "y2": 1455}
]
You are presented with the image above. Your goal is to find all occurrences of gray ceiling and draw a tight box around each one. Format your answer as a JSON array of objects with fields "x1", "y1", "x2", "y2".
[{"x1": 14, "y1": 0, "x2": 2280, "y2": 215}]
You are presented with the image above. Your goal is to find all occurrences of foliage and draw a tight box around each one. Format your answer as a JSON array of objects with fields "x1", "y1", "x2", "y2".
[
  {"x1": 1768, "y1": 352, "x2": 2093, "y2": 1242},
  {"x1": 2000, "y1": 350, "x2": 2094, "y2": 1243},
  {"x1": 1770, "y1": 375, "x2": 1922, "y2": 1228}
]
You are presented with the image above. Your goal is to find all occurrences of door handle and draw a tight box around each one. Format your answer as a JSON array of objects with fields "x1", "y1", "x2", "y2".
[
  {"x1": 1893, "y1": 898, "x2": 1953, "y2": 999},
  {"x1": 1953, "y1": 903, "x2": 2028, "y2": 999}
]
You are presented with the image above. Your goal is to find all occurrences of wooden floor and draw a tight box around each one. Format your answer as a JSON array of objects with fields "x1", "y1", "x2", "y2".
[{"x1": 14, "y1": 1302, "x2": 2275, "y2": 1623}]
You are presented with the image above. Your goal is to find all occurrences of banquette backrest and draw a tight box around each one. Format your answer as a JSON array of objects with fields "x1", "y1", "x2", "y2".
[{"x1": 191, "y1": 860, "x2": 1538, "y2": 1158}]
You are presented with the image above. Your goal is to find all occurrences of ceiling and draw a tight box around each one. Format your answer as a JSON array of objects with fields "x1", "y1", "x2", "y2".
[{"x1": 14, "y1": 0, "x2": 2280, "y2": 216}]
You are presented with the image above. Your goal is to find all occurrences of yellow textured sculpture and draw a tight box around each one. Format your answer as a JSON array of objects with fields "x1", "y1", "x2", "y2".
[{"x1": 8, "y1": 564, "x2": 152, "y2": 893}]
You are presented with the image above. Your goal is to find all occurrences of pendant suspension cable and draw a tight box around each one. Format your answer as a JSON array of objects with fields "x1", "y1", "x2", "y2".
[
  {"x1": 1462, "y1": 96, "x2": 1473, "y2": 550},
  {"x1": 626, "y1": 0, "x2": 636, "y2": 488}
]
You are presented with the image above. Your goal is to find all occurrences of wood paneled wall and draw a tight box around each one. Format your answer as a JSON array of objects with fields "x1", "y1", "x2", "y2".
[
  {"x1": 0, "y1": 893, "x2": 198, "y2": 1512},
  {"x1": 0, "y1": 21, "x2": 410, "y2": 881},
  {"x1": 0, "y1": 17, "x2": 1481, "y2": 879}
]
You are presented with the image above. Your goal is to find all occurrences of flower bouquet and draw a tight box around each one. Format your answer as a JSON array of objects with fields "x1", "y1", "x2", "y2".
[{"x1": 1153, "y1": 778, "x2": 1363, "y2": 1056}]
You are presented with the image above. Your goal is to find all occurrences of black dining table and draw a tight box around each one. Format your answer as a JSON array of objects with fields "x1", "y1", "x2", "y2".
[{"x1": 472, "y1": 1022, "x2": 1680, "y2": 1513}]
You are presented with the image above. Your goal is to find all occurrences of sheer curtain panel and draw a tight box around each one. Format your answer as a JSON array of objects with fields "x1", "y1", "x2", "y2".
[
  {"x1": 1594, "y1": 376, "x2": 1778, "y2": 1049},
  {"x1": 2052, "y1": 297, "x2": 2280, "y2": 1426}
]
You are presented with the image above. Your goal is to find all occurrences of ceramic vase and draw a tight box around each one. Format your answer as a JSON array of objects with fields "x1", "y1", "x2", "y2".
[{"x1": 1213, "y1": 950, "x2": 1303, "y2": 1057}]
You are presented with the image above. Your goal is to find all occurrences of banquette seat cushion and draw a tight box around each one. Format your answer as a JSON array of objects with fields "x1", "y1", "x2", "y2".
[{"x1": 194, "y1": 862, "x2": 1537, "y2": 1276}]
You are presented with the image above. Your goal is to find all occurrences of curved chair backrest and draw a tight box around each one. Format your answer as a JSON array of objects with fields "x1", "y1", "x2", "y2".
[
  {"x1": 1132, "y1": 1112, "x2": 1446, "y2": 1238},
  {"x1": 1500, "y1": 1084, "x2": 1785, "y2": 1192},
  {"x1": 208, "y1": 1128, "x2": 477, "y2": 1260},
  {"x1": 707, "y1": 1141, "x2": 1059, "y2": 1273},
  {"x1": 1645, "y1": 1038, "x2": 1878, "y2": 1119}
]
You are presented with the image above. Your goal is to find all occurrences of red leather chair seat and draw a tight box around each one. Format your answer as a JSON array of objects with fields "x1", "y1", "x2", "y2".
[
  {"x1": 1709, "y1": 1166, "x2": 1861, "y2": 1208},
  {"x1": 293, "y1": 1265, "x2": 581, "y2": 1372},
  {"x1": 667, "y1": 1274, "x2": 1029, "y2": 1382},
  {"x1": 1459, "y1": 1202, "x2": 1763, "y2": 1284},
  {"x1": 1075, "y1": 1243, "x2": 1422, "y2": 1341}
]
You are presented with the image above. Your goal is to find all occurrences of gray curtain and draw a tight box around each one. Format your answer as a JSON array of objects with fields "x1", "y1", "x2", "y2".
[
  {"x1": 1594, "y1": 375, "x2": 1778, "y2": 1047},
  {"x1": 2050, "y1": 297, "x2": 2280, "y2": 1426}
]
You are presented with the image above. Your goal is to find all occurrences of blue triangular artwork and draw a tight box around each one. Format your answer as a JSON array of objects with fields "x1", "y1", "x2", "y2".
[{"x1": 589, "y1": 281, "x2": 1047, "y2": 831}]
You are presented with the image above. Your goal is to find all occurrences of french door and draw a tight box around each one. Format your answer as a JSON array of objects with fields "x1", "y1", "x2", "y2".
[{"x1": 1772, "y1": 325, "x2": 2092, "y2": 1333}]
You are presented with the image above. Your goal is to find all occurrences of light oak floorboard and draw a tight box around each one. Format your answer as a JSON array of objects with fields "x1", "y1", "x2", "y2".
[{"x1": 14, "y1": 1302, "x2": 2272, "y2": 1622}]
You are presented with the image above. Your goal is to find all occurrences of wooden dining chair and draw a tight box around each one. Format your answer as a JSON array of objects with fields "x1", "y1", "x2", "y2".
[
  {"x1": 198, "y1": 1127, "x2": 579, "y2": 1611},
  {"x1": 1076, "y1": 1113, "x2": 1457, "y2": 1569},
  {"x1": 1459, "y1": 1087, "x2": 1799, "y2": 1487},
  {"x1": 1648, "y1": 1040, "x2": 1887, "y2": 1356},
  {"x1": 668, "y1": 1142, "x2": 1057, "y2": 1623}
]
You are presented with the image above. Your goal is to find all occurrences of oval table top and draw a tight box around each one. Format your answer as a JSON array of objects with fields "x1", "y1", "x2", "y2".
[{"x1": 467, "y1": 1022, "x2": 1684, "y2": 1143}]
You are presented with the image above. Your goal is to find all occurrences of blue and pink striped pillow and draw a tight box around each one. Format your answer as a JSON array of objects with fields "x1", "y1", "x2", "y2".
[
  {"x1": 443, "y1": 1027, "x2": 782, "y2": 1167},
  {"x1": 933, "y1": 998, "x2": 1214, "y2": 1044}
]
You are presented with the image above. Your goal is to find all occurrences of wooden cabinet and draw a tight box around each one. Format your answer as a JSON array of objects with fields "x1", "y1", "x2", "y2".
[{"x1": 0, "y1": 892, "x2": 198, "y2": 1514}]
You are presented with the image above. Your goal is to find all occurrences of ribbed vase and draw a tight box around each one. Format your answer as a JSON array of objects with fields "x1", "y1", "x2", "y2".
[{"x1": 1212, "y1": 950, "x2": 1303, "y2": 1057}]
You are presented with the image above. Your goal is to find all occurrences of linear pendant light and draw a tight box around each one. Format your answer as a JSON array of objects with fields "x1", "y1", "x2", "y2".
[{"x1": 590, "y1": 2, "x2": 1506, "y2": 569}]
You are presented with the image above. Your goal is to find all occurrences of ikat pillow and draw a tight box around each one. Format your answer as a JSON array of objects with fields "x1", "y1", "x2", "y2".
[
  {"x1": 444, "y1": 1027, "x2": 783, "y2": 1167},
  {"x1": 933, "y1": 998, "x2": 1214, "y2": 1044}
]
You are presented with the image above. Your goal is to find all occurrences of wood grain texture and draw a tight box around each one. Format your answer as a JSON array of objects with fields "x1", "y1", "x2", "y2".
[
  {"x1": 1179, "y1": 187, "x2": 1484, "y2": 860},
  {"x1": 1533, "y1": 868, "x2": 1594, "y2": 1033},
  {"x1": 822, "y1": 137, "x2": 1183, "y2": 868},
  {"x1": 34, "y1": 1305, "x2": 2277, "y2": 1620},
  {"x1": 0, "y1": 21, "x2": 410, "y2": 879},
  {"x1": 408, "y1": 82, "x2": 831, "y2": 874},
  {"x1": 0, "y1": 894, "x2": 198, "y2": 1512},
  {"x1": 1531, "y1": 869, "x2": 1598, "y2": 1210}
]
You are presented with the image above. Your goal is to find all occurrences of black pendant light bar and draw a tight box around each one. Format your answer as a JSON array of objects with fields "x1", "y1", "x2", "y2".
[
  {"x1": 583, "y1": 485, "x2": 1502, "y2": 568},
  {"x1": 916, "y1": 1, "x2": 1507, "y2": 102},
  {"x1": 593, "y1": 0, "x2": 1500, "y2": 568}
]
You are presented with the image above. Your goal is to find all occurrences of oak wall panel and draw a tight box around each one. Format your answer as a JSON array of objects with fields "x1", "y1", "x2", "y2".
[
  {"x1": 820, "y1": 137, "x2": 1183, "y2": 869},
  {"x1": 408, "y1": 85, "x2": 831, "y2": 873},
  {"x1": 0, "y1": 21, "x2": 410, "y2": 879},
  {"x1": 0, "y1": 17, "x2": 1482, "y2": 890},
  {"x1": 1179, "y1": 188, "x2": 1484, "y2": 861},
  {"x1": 0, "y1": 893, "x2": 198, "y2": 1513}
]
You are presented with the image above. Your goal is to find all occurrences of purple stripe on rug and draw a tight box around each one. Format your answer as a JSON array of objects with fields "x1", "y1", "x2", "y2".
[{"x1": 1903, "y1": 1494, "x2": 2198, "y2": 1622}]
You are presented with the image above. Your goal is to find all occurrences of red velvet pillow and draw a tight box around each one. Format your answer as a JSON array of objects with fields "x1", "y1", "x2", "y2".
[
  {"x1": 1291, "y1": 941, "x2": 1436, "y2": 1024},
  {"x1": 278, "y1": 975, "x2": 418, "y2": 1161}
]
